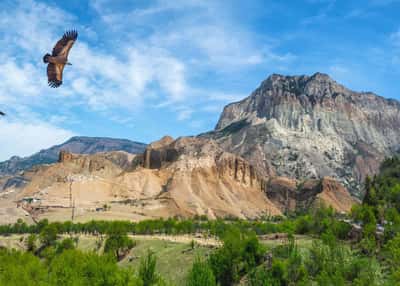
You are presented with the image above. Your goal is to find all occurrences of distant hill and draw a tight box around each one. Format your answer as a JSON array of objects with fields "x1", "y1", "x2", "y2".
[{"x1": 0, "y1": 136, "x2": 147, "y2": 176}]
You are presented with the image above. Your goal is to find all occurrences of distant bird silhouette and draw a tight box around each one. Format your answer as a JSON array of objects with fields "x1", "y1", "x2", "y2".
[
  {"x1": 0, "y1": 111, "x2": 5, "y2": 116},
  {"x1": 43, "y1": 30, "x2": 78, "y2": 88}
]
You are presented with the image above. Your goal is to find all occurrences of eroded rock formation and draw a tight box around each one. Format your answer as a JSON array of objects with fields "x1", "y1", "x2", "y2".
[{"x1": 206, "y1": 73, "x2": 400, "y2": 196}]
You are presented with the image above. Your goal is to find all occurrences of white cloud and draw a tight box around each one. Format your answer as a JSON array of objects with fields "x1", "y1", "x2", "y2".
[
  {"x1": 0, "y1": 0, "x2": 190, "y2": 113},
  {"x1": 0, "y1": 0, "x2": 72, "y2": 57},
  {"x1": 0, "y1": 61, "x2": 44, "y2": 100},
  {"x1": 0, "y1": 118, "x2": 74, "y2": 161},
  {"x1": 178, "y1": 25, "x2": 265, "y2": 68},
  {"x1": 91, "y1": 0, "x2": 292, "y2": 71},
  {"x1": 0, "y1": 0, "x2": 296, "y2": 159},
  {"x1": 176, "y1": 108, "x2": 193, "y2": 121}
]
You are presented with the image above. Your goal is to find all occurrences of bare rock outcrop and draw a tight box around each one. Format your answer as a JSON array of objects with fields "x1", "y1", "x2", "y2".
[
  {"x1": 7, "y1": 137, "x2": 284, "y2": 222},
  {"x1": 3, "y1": 73, "x2": 377, "y2": 222},
  {"x1": 265, "y1": 176, "x2": 356, "y2": 213},
  {"x1": 1, "y1": 133, "x2": 355, "y2": 223},
  {"x1": 206, "y1": 73, "x2": 400, "y2": 196}
]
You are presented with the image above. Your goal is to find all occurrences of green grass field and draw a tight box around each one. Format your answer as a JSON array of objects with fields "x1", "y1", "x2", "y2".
[
  {"x1": 119, "y1": 239, "x2": 214, "y2": 285},
  {"x1": 0, "y1": 233, "x2": 317, "y2": 285},
  {"x1": 260, "y1": 234, "x2": 316, "y2": 249},
  {"x1": 0, "y1": 234, "x2": 214, "y2": 286}
]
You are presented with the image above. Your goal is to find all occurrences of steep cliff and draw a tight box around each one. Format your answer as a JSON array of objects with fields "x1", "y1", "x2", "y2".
[
  {"x1": 206, "y1": 73, "x2": 400, "y2": 196},
  {"x1": 1, "y1": 134, "x2": 355, "y2": 223},
  {"x1": 4, "y1": 137, "x2": 283, "y2": 222}
]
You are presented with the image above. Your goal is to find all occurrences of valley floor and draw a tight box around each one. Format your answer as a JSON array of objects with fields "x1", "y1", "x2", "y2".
[{"x1": 0, "y1": 233, "x2": 316, "y2": 285}]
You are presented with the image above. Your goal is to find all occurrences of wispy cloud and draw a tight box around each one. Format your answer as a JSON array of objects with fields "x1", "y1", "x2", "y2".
[
  {"x1": 0, "y1": 118, "x2": 74, "y2": 161},
  {"x1": 87, "y1": 0, "x2": 294, "y2": 120},
  {"x1": 2, "y1": 0, "x2": 398, "y2": 160}
]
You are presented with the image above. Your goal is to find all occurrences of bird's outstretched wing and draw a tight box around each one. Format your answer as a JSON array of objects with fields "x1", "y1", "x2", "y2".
[
  {"x1": 52, "y1": 30, "x2": 78, "y2": 57},
  {"x1": 47, "y1": 63, "x2": 64, "y2": 88}
]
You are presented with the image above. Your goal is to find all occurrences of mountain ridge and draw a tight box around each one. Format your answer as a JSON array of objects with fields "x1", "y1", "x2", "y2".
[
  {"x1": 1, "y1": 72, "x2": 398, "y2": 222},
  {"x1": 0, "y1": 135, "x2": 354, "y2": 223},
  {"x1": 0, "y1": 136, "x2": 147, "y2": 176},
  {"x1": 208, "y1": 72, "x2": 400, "y2": 195}
]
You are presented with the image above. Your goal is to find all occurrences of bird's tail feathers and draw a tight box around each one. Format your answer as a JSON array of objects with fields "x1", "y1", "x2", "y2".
[{"x1": 43, "y1": 53, "x2": 51, "y2": 63}]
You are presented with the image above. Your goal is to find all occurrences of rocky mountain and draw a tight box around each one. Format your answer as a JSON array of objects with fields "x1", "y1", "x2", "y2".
[
  {"x1": 0, "y1": 136, "x2": 146, "y2": 177},
  {"x1": 204, "y1": 73, "x2": 400, "y2": 196},
  {"x1": 4, "y1": 72, "x2": 393, "y2": 222},
  {"x1": 0, "y1": 135, "x2": 354, "y2": 223}
]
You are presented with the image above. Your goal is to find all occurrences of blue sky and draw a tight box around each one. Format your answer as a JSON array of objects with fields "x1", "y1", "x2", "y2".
[{"x1": 0, "y1": 0, "x2": 399, "y2": 161}]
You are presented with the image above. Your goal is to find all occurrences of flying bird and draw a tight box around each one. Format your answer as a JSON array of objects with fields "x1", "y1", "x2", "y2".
[
  {"x1": 0, "y1": 111, "x2": 5, "y2": 116},
  {"x1": 43, "y1": 30, "x2": 78, "y2": 88}
]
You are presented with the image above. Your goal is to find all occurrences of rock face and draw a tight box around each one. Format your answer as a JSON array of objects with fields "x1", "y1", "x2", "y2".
[
  {"x1": 1, "y1": 134, "x2": 355, "y2": 223},
  {"x1": 207, "y1": 73, "x2": 400, "y2": 196},
  {"x1": 0, "y1": 136, "x2": 146, "y2": 177},
  {"x1": 2, "y1": 137, "x2": 281, "y2": 222},
  {"x1": 266, "y1": 176, "x2": 355, "y2": 213},
  {"x1": 4, "y1": 73, "x2": 381, "y2": 222}
]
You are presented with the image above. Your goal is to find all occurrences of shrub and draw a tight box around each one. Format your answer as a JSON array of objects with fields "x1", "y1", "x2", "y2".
[
  {"x1": 104, "y1": 233, "x2": 135, "y2": 260},
  {"x1": 138, "y1": 250, "x2": 163, "y2": 286},
  {"x1": 186, "y1": 257, "x2": 216, "y2": 286}
]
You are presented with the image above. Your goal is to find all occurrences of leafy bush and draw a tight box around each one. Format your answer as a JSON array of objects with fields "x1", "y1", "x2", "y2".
[
  {"x1": 104, "y1": 233, "x2": 135, "y2": 260},
  {"x1": 186, "y1": 257, "x2": 216, "y2": 286},
  {"x1": 0, "y1": 248, "x2": 140, "y2": 286},
  {"x1": 209, "y1": 227, "x2": 265, "y2": 286},
  {"x1": 26, "y1": 234, "x2": 37, "y2": 252},
  {"x1": 138, "y1": 250, "x2": 165, "y2": 286},
  {"x1": 39, "y1": 223, "x2": 58, "y2": 247}
]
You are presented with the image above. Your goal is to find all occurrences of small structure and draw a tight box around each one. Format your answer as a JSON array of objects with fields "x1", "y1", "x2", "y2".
[{"x1": 21, "y1": 197, "x2": 41, "y2": 204}]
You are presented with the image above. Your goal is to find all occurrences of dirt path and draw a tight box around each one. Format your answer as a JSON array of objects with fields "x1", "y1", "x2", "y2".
[
  {"x1": 58, "y1": 233, "x2": 221, "y2": 247},
  {"x1": 129, "y1": 234, "x2": 221, "y2": 247}
]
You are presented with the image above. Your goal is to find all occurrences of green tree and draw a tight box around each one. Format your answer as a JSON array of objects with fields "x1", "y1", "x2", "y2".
[
  {"x1": 25, "y1": 234, "x2": 37, "y2": 252},
  {"x1": 0, "y1": 249, "x2": 48, "y2": 286},
  {"x1": 186, "y1": 257, "x2": 216, "y2": 286},
  {"x1": 208, "y1": 227, "x2": 242, "y2": 286},
  {"x1": 208, "y1": 227, "x2": 265, "y2": 286},
  {"x1": 48, "y1": 249, "x2": 138, "y2": 286},
  {"x1": 56, "y1": 238, "x2": 75, "y2": 254},
  {"x1": 104, "y1": 233, "x2": 135, "y2": 260},
  {"x1": 384, "y1": 233, "x2": 400, "y2": 274},
  {"x1": 138, "y1": 250, "x2": 163, "y2": 286},
  {"x1": 40, "y1": 223, "x2": 58, "y2": 247}
]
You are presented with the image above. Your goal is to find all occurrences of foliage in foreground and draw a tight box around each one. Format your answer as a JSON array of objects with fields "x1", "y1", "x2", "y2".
[
  {"x1": 351, "y1": 157, "x2": 400, "y2": 281},
  {"x1": 0, "y1": 248, "x2": 139, "y2": 286},
  {"x1": 186, "y1": 257, "x2": 216, "y2": 286},
  {"x1": 1, "y1": 157, "x2": 400, "y2": 285}
]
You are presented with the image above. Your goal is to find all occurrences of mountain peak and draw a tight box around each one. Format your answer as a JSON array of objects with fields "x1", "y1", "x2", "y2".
[
  {"x1": 213, "y1": 72, "x2": 400, "y2": 195},
  {"x1": 309, "y1": 72, "x2": 331, "y2": 81},
  {"x1": 261, "y1": 72, "x2": 338, "y2": 92}
]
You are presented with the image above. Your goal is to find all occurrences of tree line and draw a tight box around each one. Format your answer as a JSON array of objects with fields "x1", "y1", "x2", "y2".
[{"x1": 0, "y1": 206, "x2": 351, "y2": 240}]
